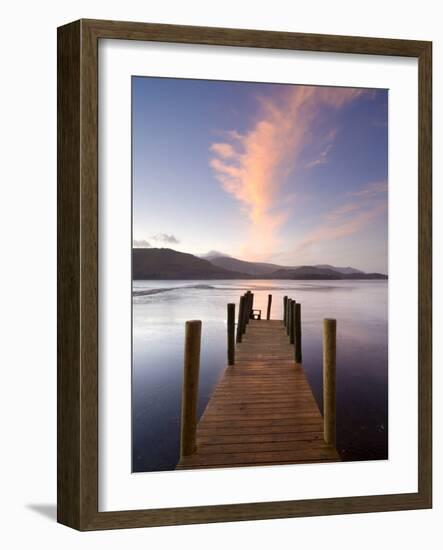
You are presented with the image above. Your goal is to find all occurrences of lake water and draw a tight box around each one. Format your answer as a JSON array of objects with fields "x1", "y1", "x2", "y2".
[{"x1": 132, "y1": 279, "x2": 388, "y2": 472}]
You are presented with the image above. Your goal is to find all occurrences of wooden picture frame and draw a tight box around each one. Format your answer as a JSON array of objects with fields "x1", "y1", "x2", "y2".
[{"x1": 57, "y1": 18, "x2": 432, "y2": 530}]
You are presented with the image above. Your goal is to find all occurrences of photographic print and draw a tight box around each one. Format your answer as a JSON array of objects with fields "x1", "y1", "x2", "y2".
[{"x1": 131, "y1": 77, "x2": 388, "y2": 473}]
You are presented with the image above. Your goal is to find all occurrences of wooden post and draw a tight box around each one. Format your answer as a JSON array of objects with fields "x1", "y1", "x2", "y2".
[
  {"x1": 180, "y1": 320, "x2": 202, "y2": 458},
  {"x1": 246, "y1": 291, "x2": 253, "y2": 320},
  {"x1": 323, "y1": 318, "x2": 337, "y2": 446},
  {"x1": 245, "y1": 291, "x2": 251, "y2": 325},
  {"x1": 227, "y1": 303, "x2": 235, "y2": 365},
  {"x1": 294, "y1": 303, "x2": 302, "y2": 363},
  {"x1": 286, "y1": 299, "x2": 291, "y2": 337},
  {"x1": 250, "y1": 292, "x2": 254, "y2": 319},
  {"x1": 266, "y1": 294, "x2": 272, "y2": 320},
  {"x1": 286, "y1": 299, "x2": 291, "y2": 335},
  {"x1": 236, "y1": 295, "x2": 245, "y2": 343},
  {"x1": 242, "y1": 293, "x2": 250, "y2": 334},
  {"x1": 289, "y1": 300, "x2": 296, "y2": 344},
  {"x1": 283, "y1": 296, "x2": 288, "y2": 326}
]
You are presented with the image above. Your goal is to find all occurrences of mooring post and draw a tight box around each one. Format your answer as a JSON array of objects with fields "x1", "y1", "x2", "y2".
[
  {"x1": 180, "y1": 320, "x2": 202, "y2": 458},
  {"x1": 250, "y1": 292, "x2": 254, "y2": 319},
  {"x1": 236, "y1": 295, "x2": 245, "y2": 343},
  {"x1": 289, "y1": 300, "x2": 296, "y2": 344},
  {"x1": 286, "y1": 298, "x2": 292, "y2": 336},
  {"x1": 242, "y1": 293, "x2": 249, "y2": 334},
  {"x1": 227, "y1": 303, "x2": 235, "y2": 365},
  {"x1": 323, "y1": 318, "x2": 337, "y2": 446},
  {"x1": 283, "y1": 296, "x2": 288, "y2": 326},
  {"x1": 286, "y1": 299, "x2": 292, "y2": 337},
  {"x1": 294, "y1": 303, "x2": 302, "y2": 363},
  {"x1": 245, "y1": 291, "x2": 251, "y2": 325},
  {"x1": 267, "y1": 294, "x2": 272, "y2": 320}
]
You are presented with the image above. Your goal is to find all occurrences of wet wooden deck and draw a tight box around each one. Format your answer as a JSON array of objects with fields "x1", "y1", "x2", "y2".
[{"x1": 177, "y1": 319, "x2": 340, "y2": 470}]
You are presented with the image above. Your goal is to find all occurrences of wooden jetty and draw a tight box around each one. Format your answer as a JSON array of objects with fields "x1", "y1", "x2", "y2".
[{"x1": 177, "y1": 294, "x2": 340, "y2": 470}]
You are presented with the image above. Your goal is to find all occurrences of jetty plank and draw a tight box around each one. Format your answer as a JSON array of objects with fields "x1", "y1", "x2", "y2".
[{"x1": 177, "y1": 319, "x2": 340, "y2": 469}]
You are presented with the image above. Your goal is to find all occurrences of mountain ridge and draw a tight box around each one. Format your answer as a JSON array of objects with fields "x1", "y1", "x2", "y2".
[
  {"x1": 210, "y1": 255, "x2": 365, "y2": 276},
  {"x1": 133, "y1": 248, "x2": 387, "y2": 280},
  {"x1": 132, "y1": 248, "x2": 249, "y2": 280}
]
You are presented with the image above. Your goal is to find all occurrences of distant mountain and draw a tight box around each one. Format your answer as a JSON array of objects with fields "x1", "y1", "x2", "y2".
[
  {"x1": 270, "y1": 266, "x2": 343, "y2": 279},
  {"x1": 200, "y1": 250, "x2": 228, "y2": 260},
  {"x1": 133, "y1": 248, "x2": 387, "y2": 280},
  {"x1": 209, "y1": 255, "x2": 370, "y2": 277},
  {"x1": 269, "y1": 266, "x2": 386, "y2": 280},
  {"x1": 314, "y1": 264, "x2": 363, "y2": 275},
  {"x1": 339, "y1": 272, "x2": 388, "y2": 280},
  {"x1": 132, "y1": 248, "x2": 248, "y2": 280},
  {"x1": 209, "y1": 255, "x2": 282, "y2": 276}
]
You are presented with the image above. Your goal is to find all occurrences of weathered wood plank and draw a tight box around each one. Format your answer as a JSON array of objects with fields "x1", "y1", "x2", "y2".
[
  {"x1": 176, "y1": 458, "x2": 339, "y2": 470},
  {"x1": 200, "y1": 422, "x2": 325, "y2": 431},
  {"x1": 197, "y1": 432, "x2": 324, "y2": 445},
  {"x1": 202, "y1": 412, "x2": 324, "y2": 421},
  {"x1": 196, "y1": 440, "x2": 334, "y2": 454},
  {"x1": 196, "y1": 424, "x2": 327, "y2": 436},
  {"x1": 206, "y1": 405, "x2": 322, "y2": 413},
  {"x1": 178, "y1": 447, "x2": 339, "y2": 467},
  {"x1": 177, "y1": 319, "x2": 340, "y2": 469}
]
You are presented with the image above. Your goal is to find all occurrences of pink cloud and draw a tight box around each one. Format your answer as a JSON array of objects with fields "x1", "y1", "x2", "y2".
[
  {"x1": 347, "y1": 180, "x2": 388, "y2": 198},
  {"x1": 210, "y1": 142, "x2": 235, "y2": 159},
  {"x1": 210, "y1": 85, "x2": 366, "y2": 257},
  {"x1": 298, "y1": 203, "x2": 387, "y2": 249},
  {"x1": 326, "y1": 202, "x2": 361, "y2": 219},
  {"x1": 305, "y1": 142, "x2": 334, "y2": 169},
  {"x1": 295, "y1": 179, "x2": 387, "y2": 252},
  {"x1": 305, "y1": 128, "x2": 338, "y2": 169}
]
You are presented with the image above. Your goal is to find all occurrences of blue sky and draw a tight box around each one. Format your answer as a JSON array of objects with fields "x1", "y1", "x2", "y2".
[{"x1": 132, "y1": 77, "x2": 388, "y2": 273}]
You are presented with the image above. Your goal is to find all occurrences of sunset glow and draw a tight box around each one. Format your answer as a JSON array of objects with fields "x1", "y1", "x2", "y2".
[{"x1": 132, "y1": 78, "x2": 388, "y2": 272}]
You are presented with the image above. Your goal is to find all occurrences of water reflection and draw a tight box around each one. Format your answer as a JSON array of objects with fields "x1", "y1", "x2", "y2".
[{"x1": 132, "y1": 279, "x2": 388, "y2": 472}]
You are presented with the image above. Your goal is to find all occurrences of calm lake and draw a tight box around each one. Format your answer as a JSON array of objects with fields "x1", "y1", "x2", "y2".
[{"x1": 132, "y1": 279, "x2": 388, "y2": 472}]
